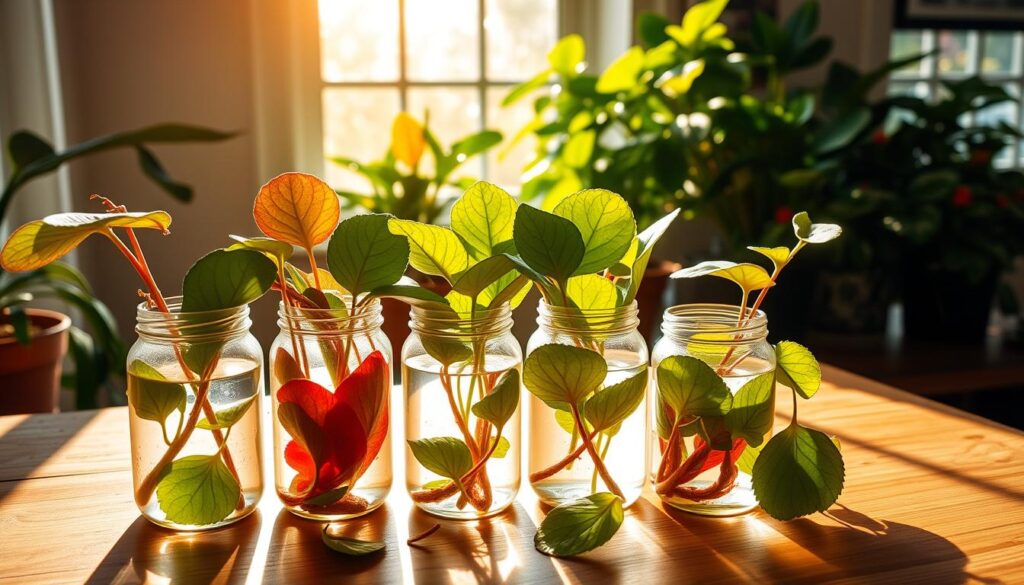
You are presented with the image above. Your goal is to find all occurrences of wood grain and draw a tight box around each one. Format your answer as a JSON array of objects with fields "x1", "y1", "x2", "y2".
[{"x1": 0, "y1": 365, "x2": 1022, "y2": 584}]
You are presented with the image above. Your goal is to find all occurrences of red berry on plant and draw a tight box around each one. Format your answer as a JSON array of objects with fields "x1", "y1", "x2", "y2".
[
  {"x1": 970, "y1": 149, "x2": 993, "y2": 167},
  {"x1": 774, "y1": 206, "x2": 794, "y2": 224},
  {"x1": 952, "y1": 185, "x2": 973, "y2": 207},
  {"x1": 871, "y1": 130, "x2": 887, "y2": 145}
]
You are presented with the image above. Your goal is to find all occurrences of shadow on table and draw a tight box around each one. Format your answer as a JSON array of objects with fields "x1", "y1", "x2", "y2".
[
  {"x1": 83, "y1": 511, "x2": 261, "y2": 584},
  {"x1": 661, "y1": 502, "x2": 1000, "y2": 585},
  {"x1": 264, "y1": 505, "x2": 395, "y2": 583},
  {"x1": 406, "y1": 502, "x2": 563, "y2": 584}
]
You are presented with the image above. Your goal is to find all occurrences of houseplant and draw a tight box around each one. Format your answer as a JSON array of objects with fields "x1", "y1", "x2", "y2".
[
  {"x1": 0, "y1": 123, "x2": 234, "y2": 413},
  {"x1": 237, "y1": 172, "x2": 447, "y2": 519},
  {"x1": 822, "y1": 76, "x2": 1024, "y2": 342},
  {"x1": 503, "y1": 0, "x2": 868, "y2": 340},
  {"x1": 327, "y1": 112, "x2": 502, "y2": 359},
  {"x1": 1, "y1": 195, "x2": 277, "y2": 529}
]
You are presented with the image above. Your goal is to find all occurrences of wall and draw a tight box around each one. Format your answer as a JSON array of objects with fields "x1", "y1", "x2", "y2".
[{"x1": 53, "y1": 0, "x2": 281, "y2": 344}]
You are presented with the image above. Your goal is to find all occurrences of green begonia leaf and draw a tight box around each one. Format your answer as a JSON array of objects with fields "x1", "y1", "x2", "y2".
[
  {"x1": 471, "y1": 369, "x2": 521, "y2": 428},
  {"x1": 723, "y1": 373, "x2": 775, "y2": 447},
  {"x1": 407, "y1": 436, "x2": 473, "y2": 480},
  {"x1": 523, "y1": 344, "x2": 607, "y2": 410},
  {"x1": 775, "y1": 341, "x2": 821, "y2": 399},
  {"x1": 553, "y1": 189, "x2": 636, "y2": 276},
  {"x1": 450, "y1": 182, "x2": 516, "y2": 260},
  {"x1": 327, "y1": 214, "x2": 410, "y2": 295},
  {"x1": 513, "y1": 205, "x2": 584, "y2": 285},
  {"x1": 155, "y1": 454, "x2": 241, "y2": 526},
  {"x1": 584, "y1": 369, "x2": 648, "y2": 432},
  {"x1": 656, "y1": 355, "x2": 733, "y2": 418},
  {"x1": 752, "y1": 424, "x2": 845, "y2": 520},
  {"x1": 534, "y1": 493, "x2": 624, "y2": 556},
  {"x1": 322, "y1": 525, "x2": 386, "y2": 556},
  {"x1": 388, "y1": 219, "x2": 469, "y2": 281}
]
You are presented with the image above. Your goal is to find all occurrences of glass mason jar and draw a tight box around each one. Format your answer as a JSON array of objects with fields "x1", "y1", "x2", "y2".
[
  {"x1": 525, "y1": 301, "x2": 649, "y2": 508},
  {"x1": 403, "y1": 304, "x2": 522, "y2": 519},
  {"x1": 127, "y1": 298, "x2": 263, "y2": 531},
  {"x1": 270, "y1": 299, "x2": 393, "y2": 520},
  {"x1": 650, "y1": 304, "x2": 776, "y2": 516}
]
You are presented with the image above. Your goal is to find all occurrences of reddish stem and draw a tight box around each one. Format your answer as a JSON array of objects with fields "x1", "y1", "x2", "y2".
[{"x1": 570, "y1": 404, "x2": 623, "y2": 499}]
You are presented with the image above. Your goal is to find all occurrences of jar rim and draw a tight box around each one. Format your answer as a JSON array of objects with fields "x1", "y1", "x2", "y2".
[
  {"x1": 537, "y1": 299, "x2": 639, "y2": 336},
  {"x1": 135, "y1": 296, "x2": 251, "y2": 342},
  {"x1": 410, "y1": 303, "x2": 513, "y2": 339},
  {"x1": 278, "y1": 298, "x2": 383, "y2": 334},
  {"x1": 135, "y1": 296, "x2": 250, "y2": 321},
  {"x1": 661, "y1": 303, "x2": 768, "y2": 338}
]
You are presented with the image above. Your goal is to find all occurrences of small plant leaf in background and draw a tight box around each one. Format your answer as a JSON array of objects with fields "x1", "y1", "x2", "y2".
[
  {"x1": 752, "y1": 424, "x2": 845, "y2": 520},
  {"x1": 391, "y1": 112, "x2": 426, "y2": 169},
  {"x1": 155, "y1": 454, "x2": 241, "y2": 526},
  {"x1": 471, "y1": 369, "x2": 521, "y2": 428},
  {"x1": 0, "y1": 211, "x2": 171, "y2": 272},
  {"x1": 656, "y1": 355, "x2": 733, "y2": 418},
  {"x1": 407, "y1": 437, "x2": 473, "y2": 480},
  {"x1": 523, "y1": 343, "x2": 607, "y2": 410},
  {"x1": 791, "y1": 211, "x2": 842, "y2": 244},
  {"x1": 534, "y1": 492, "x2": 624, "y2": 556},
  {"x1": 450, "y1": 182, "x2": 516, "y2": 260},
  {"x1": 253, "y1": 172, "x2": 340, "y2": 251},
  {"x1": 388, "y1": 219, "x2": 469, "y2": 281},
  {"x1": 548, "y1": 33, "x2": 585, "y2": 77},
  {"x1": 327, "y1": 214, "x2": 410, "y2": 295},
  {"x1": 596, "y1": 47, "x2": 644, "y2": 94},
  {"x1": 553, "y1": 189, "x2": 636, "y2": 275},
  {"x1": 775, "y1": 341, "x2": 821, "y2": 399},
  {"x1": 513, "y1": 205, "x2": 585, "y2": 285},
  {"x1": 584, "y1": 369, "x2": 648, "y2": 433},
  {"x1": 723, "y1": 372, "x2": 775, "y2": 446},
  {"x1": 322, "y1": 525, "x2": 386, "y2": 556}
]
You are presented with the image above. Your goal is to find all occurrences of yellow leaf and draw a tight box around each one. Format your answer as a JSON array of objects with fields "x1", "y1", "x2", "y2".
[
  {"x1": 391, "y1": 112, "x2": 426, "y2": 169},
  {"x1": 747, "y1": 246, "x2": 790, "y2": 272},
  {"x1": 253, "y1": 172, "x2": 340, "y2": 250},
  {"x1": 596, "y1": 47, "x2": 645, "y2": 94},
  {"x1": 672, "y1": 260, "x2": 774, "y2": 295},
  {"x1": 1, "y1": 211, "x2": 171, "y2": 272},
  {"x1": 657, "y1": 59, "x2": 705, "y2": 98}
]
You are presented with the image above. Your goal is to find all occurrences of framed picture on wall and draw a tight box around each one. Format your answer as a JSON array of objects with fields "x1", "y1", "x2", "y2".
[{"x1": 895, "y1": 0, "x2": 1024, "y2": 30}]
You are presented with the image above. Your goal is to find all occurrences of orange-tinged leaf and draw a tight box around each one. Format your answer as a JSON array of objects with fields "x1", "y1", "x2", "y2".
[
  {"x1": 254, "y1": 172, "x2": 340, "y2": 250},
  {"x1": 1, "y1": 211, "x2": 171, "y2": 272},
  {"x1": 391, "y1": 113, "x2": 425, "y2": 168}
]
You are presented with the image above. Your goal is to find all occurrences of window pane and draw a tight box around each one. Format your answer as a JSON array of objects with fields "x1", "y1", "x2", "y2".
[
  {"x1": 890, "y1": 31, "x2": 931, "y2": 78},
  {"x1": 319, "y1": 0, "x2": 400, "y2": 82},
  {"x1": 486, "y1": 87, "x2": 540, "y2": 192},
  {"x1": 937, "y1": 30, "x2": 975, "y2": 76},
  {"x1": 322, "y1": 89, "x2": 401, "y2": 191},
  {"x1": 405, "y1": 0, "x2": 479, "y2": 81},
  {"x1": 977, "y1": 84, "x2": 1020, "y2": 167},
  {"x1": 407, "y1": 87, "x2": 483, "y2": 178},
  {"x1": 982, "y1": 32, "x2": 1022, "y2": 74},
  {"x1": 485, "y1": 0, "x2": 558, "y2": 81}
]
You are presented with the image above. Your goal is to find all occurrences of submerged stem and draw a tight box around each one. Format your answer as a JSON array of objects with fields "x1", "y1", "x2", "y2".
[{"x1": 570, "y1": 404, "x2": 623, "y2": 500}]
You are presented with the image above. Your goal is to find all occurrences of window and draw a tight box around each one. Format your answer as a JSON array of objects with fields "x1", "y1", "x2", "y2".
[
  {"x1": 888, "y1": 29, "x2": 1024, "y2": 166},
  {"x1": 316, "y1": 0, "x2": 560, "y2": 193}
]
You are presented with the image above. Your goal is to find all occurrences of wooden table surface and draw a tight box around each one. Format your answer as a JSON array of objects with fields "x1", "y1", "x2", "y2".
[{"x1": 1, "y1": 365, "x2": 1022, "y2": 584}]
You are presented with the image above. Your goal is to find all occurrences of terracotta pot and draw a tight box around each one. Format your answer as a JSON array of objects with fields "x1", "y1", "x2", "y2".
[
  {"x1": 380, "y1": 272, "x2": 451, "y2": 369},
  {"x1": 0, "y1": 308, "x2": 71, "y2": 414},
  {"x1": 637, "y1": 259, "x2": 682, "y2": 345}
]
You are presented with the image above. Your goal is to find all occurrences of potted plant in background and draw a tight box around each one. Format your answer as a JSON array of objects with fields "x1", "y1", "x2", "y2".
[
  {"x1": 823, "y1": 77, "x2": 1024, "y2": 342},
  {"x1": 327, "y1": 112, "x2": 502, "y2": 358},
  {"x1": 0, "y1": 123, "x2": 234, "y2": 413},
  {"x1": 504, "y1": 0, "x2": 925, "y2": 342}
]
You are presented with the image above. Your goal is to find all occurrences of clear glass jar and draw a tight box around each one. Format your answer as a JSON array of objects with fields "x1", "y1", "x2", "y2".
[
  {"x1": 270, "y1": 299, "x2": 392, "y2": 520},
  {"x1": 403, "y1": 305, "x2": 522, "y2": 519},
  {"x1": 127, "y1": 298, "x2": 263, "y2": 531},
  {"x1": 525, "y1": 300, "x2": 649, "y2": 508},
  {"x1": 650, "y1": 304, "x2": 776, "y2": 516}
]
